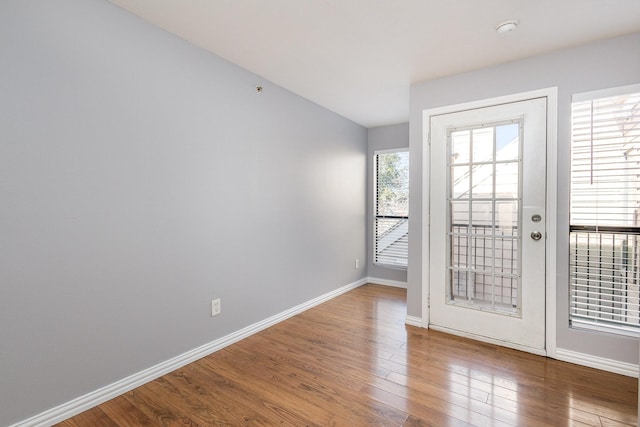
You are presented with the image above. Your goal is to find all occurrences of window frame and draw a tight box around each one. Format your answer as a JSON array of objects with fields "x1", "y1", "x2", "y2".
[
  {"x1": 569, "y1": 83, "x2": 640, "y2": 338},
  {"x1": 373, "y1": 148, "x2": 409, "y2": 270}
]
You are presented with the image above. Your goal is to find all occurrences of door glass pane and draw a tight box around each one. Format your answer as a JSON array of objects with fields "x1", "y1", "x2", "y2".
[
  {"x1": 472, "y1": 128, "x2": 494, "y2": 163},
  {"x1": 471, "y1": 235, "x2": 493, "y2": 273},
  {"x1": 470, "y1": 200, "x2": 492, "y2": 227},
  {"x1": 450, "y1": 201, "x2": 469, "y2": 227},
  {"x1": 450, "y1": 234, "x2": 468, "y2": 268},
  {"x1": 495, "y1": 238, "x2": 518, "y2": 275},
  {"x1": 471, "y1": 164, "x2": 494, "y2": 198},
  {"x1": 473, "y1": 274, "x2": 493, "y2": 305},
  {"x1": 495, "y1": 200, "x2": 518, "y2": 233},
  {"x1": 447, "y1": 120, "x2": 522, "y2": 315},
  {"x1": 494, "y1": 275, "x2": 518, "y2": 308},
  {"x1": 495, "y1": 162, "x2": 519, "y2": 196},
  {"x1": 451, "y1": 130, "x2": 470, "y2": 164},
  {"x1": 451, "y1": 270, "x2": 467, "y2": 299},
  {"x1": 496, "y1": 123, "x2": 520, "y2": 161},
  {"x1": 451, "y1": 166, "x2": 469, "y2": 199}
]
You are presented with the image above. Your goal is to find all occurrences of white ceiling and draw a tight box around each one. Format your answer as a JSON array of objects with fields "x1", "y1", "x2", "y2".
[{"x1": 107, "y1": 0, "x2": 640, "y2": 128}]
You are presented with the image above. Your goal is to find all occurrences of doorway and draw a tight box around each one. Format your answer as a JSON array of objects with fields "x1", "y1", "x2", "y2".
[{"x1": 425, "y1": 92, "x2": 555, "y2": 355}]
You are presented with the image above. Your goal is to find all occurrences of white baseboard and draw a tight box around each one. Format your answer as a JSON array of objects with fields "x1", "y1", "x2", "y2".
[
  {"x1": 9, "y1": 278, "x2": 368, "y2": 427},
  {"x1": 405, "y1": 315, "x2": 424, "y2": 327},
  {"x1": 401, "y1": 322, "x2": 638, "y2": 378},
  {"x1": 554, "y1": 348, "x2": 639, "y2": 378},
  {"x1": 366, "y1": 276, "x2": 407, "y2": 289},
  {"x1": 428, "y1": 325, "x2": 548, "y2": 357}
]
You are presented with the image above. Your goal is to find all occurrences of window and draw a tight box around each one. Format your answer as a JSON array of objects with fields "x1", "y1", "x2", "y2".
[
  {"x1": 569, "y1": 84, "x2": 640, "y2": 336},
  {"x1": 374, "y1": 149, "x2": 409, "y2": 268}
]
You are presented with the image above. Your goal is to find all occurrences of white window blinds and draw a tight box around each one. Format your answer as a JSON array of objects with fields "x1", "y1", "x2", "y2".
[
  {"x1": 374, "y1": 150, "x2": 409, "y2": 268},
  {"x1": 569, "y1": 85, "x2": 640, "y2": 336}
]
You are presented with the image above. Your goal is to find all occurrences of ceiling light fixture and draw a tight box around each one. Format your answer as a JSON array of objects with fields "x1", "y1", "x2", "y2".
[{"x1": 496, "y1": 19, "x2": 519, "y2": 34}]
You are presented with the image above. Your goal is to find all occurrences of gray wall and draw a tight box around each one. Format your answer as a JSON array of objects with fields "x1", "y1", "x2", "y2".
[
  {"x1": 367, "y1": 124, "x2": 409, "y2": 283},
  {"x1": 0, "y1": 1, "x2": 367, "y2": 425},
  {"x1": 408, "y1": 32, "x2": 640, "y2": 365}
]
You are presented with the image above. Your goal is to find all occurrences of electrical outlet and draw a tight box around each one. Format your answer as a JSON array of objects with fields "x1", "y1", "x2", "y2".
[
  {"x1": 355, "y1": 258, "x2": 360, "y2": 269},
  {"x1": 211, "y1": 298, "x2": 221, "y2": 317}
]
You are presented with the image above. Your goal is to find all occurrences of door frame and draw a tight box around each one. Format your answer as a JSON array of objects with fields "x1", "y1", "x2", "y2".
[{"x1": 421, "y1": 87, "x2": 558, "y2": 357}]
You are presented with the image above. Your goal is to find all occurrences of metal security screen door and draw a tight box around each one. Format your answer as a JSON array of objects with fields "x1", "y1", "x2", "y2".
[{"x1": 429, "y1": 97, "x2": 547, "y2": 352}]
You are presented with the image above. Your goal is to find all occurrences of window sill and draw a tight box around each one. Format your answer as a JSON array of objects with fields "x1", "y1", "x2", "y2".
[
  {"x1": 373, "y1": 262, "x2": 408, "y2": 271},
  {"x1": 570, "y1": 318, "x2": 640, "y2": 338}
]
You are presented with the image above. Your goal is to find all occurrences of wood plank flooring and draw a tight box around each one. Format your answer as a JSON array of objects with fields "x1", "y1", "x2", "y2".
[{"x1": 56, "y1": 284, "x2": 638, "y2": 426}]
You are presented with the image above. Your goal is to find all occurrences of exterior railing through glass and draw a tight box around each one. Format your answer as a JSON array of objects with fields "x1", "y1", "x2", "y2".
[{"x1": 570, "y1": 227, "x2": 640, "y2": 333}]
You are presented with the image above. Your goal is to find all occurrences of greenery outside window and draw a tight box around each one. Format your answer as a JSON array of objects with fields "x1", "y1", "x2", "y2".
[{"x1": 374, "y1": 149, "x2": 409, "y2": 268}]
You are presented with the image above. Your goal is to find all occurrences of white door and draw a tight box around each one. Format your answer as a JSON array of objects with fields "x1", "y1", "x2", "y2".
[{"x1": 429, "y1": 97, "x2": 547, "y2": 353}]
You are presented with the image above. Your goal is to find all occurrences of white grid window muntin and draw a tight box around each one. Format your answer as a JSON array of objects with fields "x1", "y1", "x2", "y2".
[{"x1": 446, "y1": 119, "x2": 523, "y2": 316}]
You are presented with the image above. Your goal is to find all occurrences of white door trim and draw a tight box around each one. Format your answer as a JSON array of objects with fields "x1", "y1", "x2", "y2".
[{"x1": 421, "y1": 87, "x2": 558, "y2": 357}]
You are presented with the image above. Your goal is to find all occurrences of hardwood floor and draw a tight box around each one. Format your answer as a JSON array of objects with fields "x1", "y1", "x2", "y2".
[{"x1": 56, "y1": 284, "x2": 637, "y2": 426}]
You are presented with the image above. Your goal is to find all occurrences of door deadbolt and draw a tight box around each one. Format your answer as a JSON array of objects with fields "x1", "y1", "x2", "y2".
[
  {"x1": 531, "y1": 231, "x2": 542, "y2": 241},
  {"x1": 531, "y1": 214, "x2": 542, "y2": 223}
]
